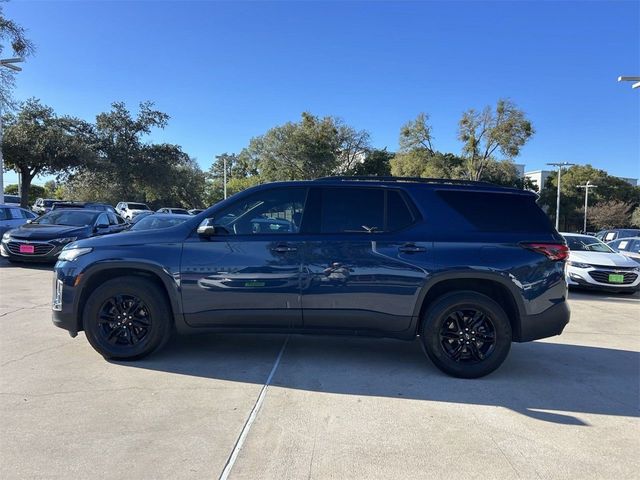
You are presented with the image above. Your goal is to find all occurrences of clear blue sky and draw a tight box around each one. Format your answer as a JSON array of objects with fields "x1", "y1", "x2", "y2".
[{"x1": 4, "y1": 0, "x2": 640, "y2": 186}]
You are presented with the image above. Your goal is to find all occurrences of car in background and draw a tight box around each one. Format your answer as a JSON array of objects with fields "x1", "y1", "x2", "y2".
[
  {"x1": 0, "y1": 205, "x2": 38, "y2": 237},
  {"x1": 607, "y1": 237, "x2": 640, "y2": 264},
  {"x1": 115, "y1": 201, "x2": 151, "y2": 220},
  {"x1": 156, "y1": 207, "x2": 190, "y2": 215},
  {"x1": 1, "y1": 209, "x2": 125, "y2": 263},
  {"x1": 32, "y1": 198, "x2": 62, "y2": 215},
  {"x1": 188, "y1": 209, "x2": 204, "y2": 215},
  {"x1": 51, "y1": 201, "x2": 116, "y2": 213},
  {"x1": 129, "y1": 213, "x2": 191, "y2": 231},
  {"x1": 563, "y1": 233, "x2": 640, "y2": 293},
  {"x1": 2, "y1": 194, "x2": 21, "y2": 207},
  {"x1": 127, "y1": 211, "x2": 154, "y2": 226},
  {"x1": 595, "y1": 228, "x2": 640, "y2": 243}
]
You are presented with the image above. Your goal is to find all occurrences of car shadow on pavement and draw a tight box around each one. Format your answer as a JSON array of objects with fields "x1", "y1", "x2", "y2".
[
  {"x1": 0, "y1": 259, "x2": 53, "y2": 271},
  {"x1": 119, "y1": 333, "x2": 639, "y2": 426}
]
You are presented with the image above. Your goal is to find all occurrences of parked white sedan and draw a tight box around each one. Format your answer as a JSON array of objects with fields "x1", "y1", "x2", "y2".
[{"x1": 562, "y1": 233, "x2": 640, "y2": 294}]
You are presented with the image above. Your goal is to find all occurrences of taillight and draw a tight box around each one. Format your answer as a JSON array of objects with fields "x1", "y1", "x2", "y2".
[{"x1": 521, "y1": 243, "x2": 569, "y2": 261}]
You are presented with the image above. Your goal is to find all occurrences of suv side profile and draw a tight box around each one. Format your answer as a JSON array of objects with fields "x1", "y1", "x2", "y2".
[{"x1": 52, "y1": 177, "x2": 570, "y2": 378}]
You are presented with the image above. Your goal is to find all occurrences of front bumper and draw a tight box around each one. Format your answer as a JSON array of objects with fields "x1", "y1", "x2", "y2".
[
  {"x1": 51, "y1": 265, "x2": 84, "y2": 336},
  {"x1": 567, "y1": 266, "x2": 640, "y2": 292}
]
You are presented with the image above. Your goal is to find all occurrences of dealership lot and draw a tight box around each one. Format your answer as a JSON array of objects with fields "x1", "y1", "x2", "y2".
[{"x1": 0, "y1": 260, "x2": 638, "y2": 480}]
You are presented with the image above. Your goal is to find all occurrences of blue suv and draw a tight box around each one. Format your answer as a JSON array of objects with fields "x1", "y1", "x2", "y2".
[{"x1": 52, "y1": 177, "x2": 570, "y2": 378}]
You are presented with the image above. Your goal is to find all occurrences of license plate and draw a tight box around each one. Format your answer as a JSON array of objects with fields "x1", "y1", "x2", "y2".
[
  {"x1": 609, "y1": 274, "x2": 624, "y2": 283},
  {"x1": 19, "y1": 244, "x2": 35, "y2": 254}
]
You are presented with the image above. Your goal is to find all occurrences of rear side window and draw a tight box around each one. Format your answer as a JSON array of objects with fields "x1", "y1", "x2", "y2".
[
  {"x1": 437, "y1": 190, "x2": 553, "y2": 232},
  {"x1": 0, "y1": 208, "x2": 8, "y2": 220},
  {"x1": 314, "y1": 187, "x2": 416, "y2": 234}
]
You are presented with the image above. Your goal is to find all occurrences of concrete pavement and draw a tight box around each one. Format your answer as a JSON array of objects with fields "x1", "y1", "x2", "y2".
[{"x1": 1, "y1": 260, "x2": 638, "y2": 479}]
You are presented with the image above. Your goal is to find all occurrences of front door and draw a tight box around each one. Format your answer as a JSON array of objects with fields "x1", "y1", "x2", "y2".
[{"x1": 180, "y1": 187, "x2": 308, "y2": 328}]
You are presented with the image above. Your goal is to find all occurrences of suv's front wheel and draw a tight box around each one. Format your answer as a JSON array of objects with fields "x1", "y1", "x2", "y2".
[
  {"x1": 83, "y1": 277, "x2": 172, "y2": 360},
  {"x1": 420, "y1": 291, "x2": 512, "y2": 378}
]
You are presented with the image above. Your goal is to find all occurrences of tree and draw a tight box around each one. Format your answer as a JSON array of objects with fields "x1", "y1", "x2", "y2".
[
  {"x1": 0, "y1": 3, "x2": 35, "y2": 106},
  {"x1": 390, "y1": 151, "x2": 464, "y2": 178},
  {"x1": 89, "y1": 101, "x2": 170, "y2": 200},
  {"x1": 458, "y1": 99, "x2": 534, "y2": 181},
  {"x1": 2, "y1": 98, "x2": 93, "y2": 207},
  {"x1": 538, "y1": 165, "x2": 640, "y2": 231},
  {"x1": 399, "y1": 113, "x2": 435, "y2": 154},
  {"x1": 587, "y1": 201, "x2": 634, "y2": 230},
  {"x1": 631, "y1": 207, "x2": 640, "y2": 228},
  {"x1": 481, "y1": 160, "x2": 537, "y2": 190},
  {"x1": 241, "y1": 112, "x2": 370, "y2": 181},
  {"x1": 348, "y1": 149, "x2": 393, "y2": 176},
  {"x1": 4, "y1": 182, "x2": 44, "y2": 203}
]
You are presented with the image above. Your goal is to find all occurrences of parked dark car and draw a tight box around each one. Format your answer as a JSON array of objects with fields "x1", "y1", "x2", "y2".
[
  {"x1": 130, "y1": 213, "x2": 191, "y2": 231},
  {"x1": 128, "y1": 211, "x2": 154, "y2": 225},
  {"x1": 1, "y1": 209, "x2": 125, "y2": 263},
  {"x1": 0, "y1": 205, "x2": 37, "y2": 237},
  {"x1": 2, "y1": 194, "x2": 21, "y2": 206},
  {"x1": 52, "y1": 177, "x2": 570, "y2": 378}
]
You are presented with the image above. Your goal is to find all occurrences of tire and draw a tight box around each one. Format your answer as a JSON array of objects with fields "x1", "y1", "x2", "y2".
[
  {"x1": 82, "y1": 276, "x2": 172, "y2": 360},
  {"x1": 420, "y1": 291, "x2": 512, "y2": 379}
]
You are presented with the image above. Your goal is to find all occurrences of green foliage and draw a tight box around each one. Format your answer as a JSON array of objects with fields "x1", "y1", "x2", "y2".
[
  {"x1": 4, "y1": 183, "x2": 44, "y2": 203},
  {"x1": 2, "y1": 98, "x2": 93, "y2": 207},
  {"x1": 538, "y1": 165, "x2": 640, "y2": 231},
  {"x1": 399, "y1": 113, "x2": 434, "y2": 154},
  {"x1": 458, "y1": 99, "x2": 534, "y2": 180},
  {"x1": 391, "y1": 151, "x2": 464, "y2": 178},
  {"x1": 347, "y1": 149, "x2": 393, "y2": 176},
  {"x1": 241, "y1": 112, "x2": 369, "y2": 181}
]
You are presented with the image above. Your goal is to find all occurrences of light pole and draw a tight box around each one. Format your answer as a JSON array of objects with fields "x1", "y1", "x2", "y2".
[
  {"x1": 618, "y1": 76, "x2": 640, "y2": 89},
  {"x1": 547, "y1": 162, "x2": 576, "y2": 231},
  {"x1": 0, "y1": 57, "x2": 24, "y2": 204},
  {"x1": 223, "y1": 156, "x2": 227, "y2": 199},
  {"x1": 577, "y1": 181, "x2": 597, "y2": 234}
]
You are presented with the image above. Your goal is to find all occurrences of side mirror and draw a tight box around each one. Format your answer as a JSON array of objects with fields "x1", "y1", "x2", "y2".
[
  {"x1": 197, "y1": 218, "x2": 229, "y2": 237},
  {"x1": 26, "y1": 219, "x2": 33, "y2": 224},
  {"x1": 95, "y1": 223, "x2": 109, "y2": 232}
]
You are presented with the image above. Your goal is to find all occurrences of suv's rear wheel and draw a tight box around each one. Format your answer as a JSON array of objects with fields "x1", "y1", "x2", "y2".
[
  {"x1": 420, "y1": 291, "x2": 512, "y2": 378},
  {"x1": 83, "y1": 277, "x2": 172, "y2": 360}
]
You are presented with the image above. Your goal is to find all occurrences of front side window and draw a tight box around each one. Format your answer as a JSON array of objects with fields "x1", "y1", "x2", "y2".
[{"x1": 211, "y1": 187, "x2": 307, "y2": 235}]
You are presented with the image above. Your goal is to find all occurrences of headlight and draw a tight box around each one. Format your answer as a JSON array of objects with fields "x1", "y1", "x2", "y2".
[
  {"x1": 1, "y1": 232, "x2": 11, "y2": 242},
  {"x1": 567, "y1": 261, "x2": 590, "y2": 268},
  {"x1": 52, "y1": 236, "x2": 77, "y2": 244},
  {"x1": 57, "y1": 247, "x2": 92, "y2": 262}
]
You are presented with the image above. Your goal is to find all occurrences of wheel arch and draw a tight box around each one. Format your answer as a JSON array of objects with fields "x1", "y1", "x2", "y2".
[
  {"x1": 414, "y1": 273, "x2": 525, "y2": 341},
  {"x1": 75, "y1": 262, "x2": 183, "y2": 333}
]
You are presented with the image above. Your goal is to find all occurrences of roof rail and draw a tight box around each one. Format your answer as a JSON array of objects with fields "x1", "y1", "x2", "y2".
[{"x1": 313, "y1": 175, "x2": 497, "y2": 187}]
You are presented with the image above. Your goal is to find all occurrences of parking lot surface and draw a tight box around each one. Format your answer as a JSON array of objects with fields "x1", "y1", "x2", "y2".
[{"x1": 1, "y1": 260, "x2": 638, "y2": 479}]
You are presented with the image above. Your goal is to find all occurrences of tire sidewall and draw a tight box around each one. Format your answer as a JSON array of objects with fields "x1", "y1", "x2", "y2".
[
  {"x1": 83, "y1": 278, "x2": 170, "y2": 360},
  {"x1": 421, "y1": 291, "x2": 512, "y2": 378}
]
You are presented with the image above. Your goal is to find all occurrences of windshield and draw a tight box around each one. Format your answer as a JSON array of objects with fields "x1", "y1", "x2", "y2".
[
  {"x1": 35, "y1": 210, "x2": 97, "y2": 227},
  {"x1": 564, "y1": 235, "x2": 614, "y2": 253},
  {"x1": 43, "y1": 200, "x2": 55, "y2": 207},
  {"x1": 130, "y1": 215, "x2": 189, "y2": 231},
  {"x1": 128, "y1": 203, "x2": 149, "y2": 210}
]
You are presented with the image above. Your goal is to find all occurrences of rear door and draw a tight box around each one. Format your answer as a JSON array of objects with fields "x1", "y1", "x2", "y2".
[
  {"x1": 300, "y1": 186, "x2": 429, "y2": 334},
  {"x1": 180, "y1": 186, "x2": 308, "y2": 328}
]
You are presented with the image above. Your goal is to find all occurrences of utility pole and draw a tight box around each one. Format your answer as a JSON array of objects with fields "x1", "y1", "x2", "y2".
[
  {"x1": 547, "y1": 162, "x2": 576, "y2": 231},
  {"x1": 577, "y1": 181, "x2": 597, "y2": 234},
  {"x1": 223, "y1": 155, "x2": 227, "y2": 199},
  {"x1": 0, "y1": 57, "x2": 25, "y2": 204}
]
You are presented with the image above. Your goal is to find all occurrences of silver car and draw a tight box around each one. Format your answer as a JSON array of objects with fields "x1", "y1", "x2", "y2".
[
  {"x1": 0, "y1": 205, "x2": 38, "y2": 237},
  {"x1": 607, "y1": 237, "x2": 640, "y2": 264}
]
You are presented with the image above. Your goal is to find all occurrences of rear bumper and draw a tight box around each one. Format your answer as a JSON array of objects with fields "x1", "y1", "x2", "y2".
[{"x1": 515, "y1": 301, "x2": 570, "y2": 342}]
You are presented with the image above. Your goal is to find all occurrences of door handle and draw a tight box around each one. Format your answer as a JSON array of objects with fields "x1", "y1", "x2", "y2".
[
  {"x1": 271, "y1": 244, "x2": 297, "y2": 253},
  {"x1": 399, "y1": 243, "x2": 426, "y2": 253}
]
